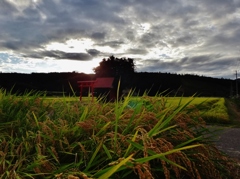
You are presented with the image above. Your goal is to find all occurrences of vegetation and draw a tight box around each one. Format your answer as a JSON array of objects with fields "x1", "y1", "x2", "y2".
[
  {"x1": 0, "y1": 89, "x2": 240, "y2": 178},
  {"x1": 165, "y1": 97, "x2": 230, "y2": 124},
  {"x1": 0, "y1": 71, "x2": 233, "y2": 97},
  {"x1": 93, "y1": 55, "x2": 135, "y2": 78}
]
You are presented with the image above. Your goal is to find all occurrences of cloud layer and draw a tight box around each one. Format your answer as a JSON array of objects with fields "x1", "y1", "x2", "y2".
[{"x1": 1, "y1": 0, "x2": 240, "y2": 78}]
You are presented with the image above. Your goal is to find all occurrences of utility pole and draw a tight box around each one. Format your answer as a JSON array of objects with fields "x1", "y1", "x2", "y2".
[{"x1": 236, "y1": 70, "x2": 238, "y2": 97}]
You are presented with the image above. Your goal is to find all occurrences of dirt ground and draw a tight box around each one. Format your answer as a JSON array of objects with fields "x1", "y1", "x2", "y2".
[
  {"x1": 214, "y1": 127, "x2": 240, "y2": 160},
  {"x1": 211, "y1": 99, "x2": 240, "y2": 160}
]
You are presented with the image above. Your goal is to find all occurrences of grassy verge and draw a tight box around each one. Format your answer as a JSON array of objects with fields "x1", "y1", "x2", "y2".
[
  {"x1": 224, "y1": 98, "x2": 240, "y2": 127},
  {"x1": 0, "y1": 90, "x2": 239, "y2": 178},
  {"x1": 131, "y1": 97, "x2": 232, "y2": 125}
]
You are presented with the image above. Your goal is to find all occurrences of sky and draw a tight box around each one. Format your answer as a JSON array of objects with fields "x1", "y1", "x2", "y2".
[{"x1": 1, "y1": 0, "x2": 240, "y2": 79}]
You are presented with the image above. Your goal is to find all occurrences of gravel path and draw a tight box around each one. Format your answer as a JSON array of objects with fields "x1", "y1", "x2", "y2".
[{"x1": 213, "y1": 127, "x2": 240, "y2": 160}]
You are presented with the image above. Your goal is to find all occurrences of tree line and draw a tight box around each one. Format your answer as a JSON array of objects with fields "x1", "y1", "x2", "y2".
[
  {"x1": 0, "y1": 56, "x2": 234, "y2": 97},
  {"x1": 0, "y1": 72, "x2": 233, "y2": 97}
]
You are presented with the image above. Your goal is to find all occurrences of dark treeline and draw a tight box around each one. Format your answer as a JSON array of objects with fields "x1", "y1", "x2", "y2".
[{"x1": 0, "y1": 72, "x2": 235, "y2": 97}]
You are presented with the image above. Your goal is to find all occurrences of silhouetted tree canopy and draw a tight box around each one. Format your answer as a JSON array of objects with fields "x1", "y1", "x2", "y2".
[{"x1": 93, "y1": 56, "x2": 135, "y2": 77}]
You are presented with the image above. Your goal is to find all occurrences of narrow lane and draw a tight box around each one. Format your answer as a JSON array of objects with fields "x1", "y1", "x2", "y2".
[{"x1": 215, "y1": 128, "x2": 240, "y2": 159}]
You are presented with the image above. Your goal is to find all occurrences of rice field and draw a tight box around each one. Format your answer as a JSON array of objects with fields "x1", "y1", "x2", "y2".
[
  {"x1": 0, "y1": 89, "x2": 239, "y2": 178},
  {"x1": 128, "y1": 96, "x2": 230, "y2": 124},
  {"x1": 45, "y1": 96, "x2": 230, "y2": 124},
  {"x1": 166, "y1": 97, "x2": 230, "y2": 124}
]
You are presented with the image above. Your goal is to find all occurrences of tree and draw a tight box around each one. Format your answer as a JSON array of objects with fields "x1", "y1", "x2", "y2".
[
  {"x1": 93, "y1": 56, "x2": 135, "y2": 102},
  {"x1": 93, "y1": 55, "x2": 135, "y2": 78}
]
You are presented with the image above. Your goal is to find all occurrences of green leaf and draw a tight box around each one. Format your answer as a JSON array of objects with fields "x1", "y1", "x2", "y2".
[
  {"x1": 175, "y1": 136, "x2": 203, "y2": 148},
  {"x1": 124, "y1": 130, "x2": 138, "y2": 158},
  {"x1": 32, "y1": 112, "x2": 39, "y2": 128},
  {"x1": 148, "y1": 108, "x2": 169, "y2": 137},
  {"x1": 151, "y1": 125, "x2": 177, "y2": 137},
  {"x1": 135, "y1": 144, "x2": 202, "y2": 163},
  {"x1": 103, "y1": 144, "x2": 112, "y2": 160},
  {"x1": 84, "y1": 140, "x2": 103, "y2": 171},
  {"x1": 79, "y1": 107, "x2": 88, "y2": 121},
  {"x1": 98, "y1": 154, "x2": 133, "y2": 179},
  {"x1": 96, "y1": 121, "x2": 111, "y2": 136},
  {"x1": 47, "y1": 147, "x2": 59, "y2": 164}
]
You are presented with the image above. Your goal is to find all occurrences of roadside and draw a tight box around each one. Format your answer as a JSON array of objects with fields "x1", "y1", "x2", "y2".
[
  {"x1": 214, "y1": 127, "x2": 240, "y2": 160},
  {"x1": 207, "y1": 98, "x2": 240, "y2": 161}
]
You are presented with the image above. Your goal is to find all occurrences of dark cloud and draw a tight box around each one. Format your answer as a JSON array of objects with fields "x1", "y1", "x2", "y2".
[
  {"x1": 0, "y1": 0, "x2": 17, "y2": 14},
  {"x1": 127, "y1": 48, "x2": 148, "y2": 55},
  {"x1": 87, "y1": 49, "x2": 101, "y2": 56},
  {"x1": 90, "y1": 32, "x2": 106, "y2": 40},
  {"x1": 0, "y1": 0, "x2": 240, "y2": 78},
  {"x1": 138, "y1": 59, "x2": 180, "y2": 72},
  {"x1": 175, "y1": 35, "x2": 196, "y2": 46},
  {"x1": 137, "y1": 54, "x2": 235, "y2": 79},
  {"x1": 97, "y1": 41, "x2": 125, "y2": 48},
  {"x1": 25, "y1": 50, "x2": 92, "y2": 61},
  {"x1": 60, "y1": 52, "x2": 92, "y2": 61},
  {"x1": 139, "y1": 33, "x2": 159, "y2": 47}
]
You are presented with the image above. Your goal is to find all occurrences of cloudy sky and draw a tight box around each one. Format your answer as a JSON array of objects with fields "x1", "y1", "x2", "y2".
[{"x1": 1, "y1": 0, "x2": 240, "y2": 79}]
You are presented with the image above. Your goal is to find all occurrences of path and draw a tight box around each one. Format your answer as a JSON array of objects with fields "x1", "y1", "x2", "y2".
[{"x1": 212, "y1": 126, "x2": 240, "y2": 160}]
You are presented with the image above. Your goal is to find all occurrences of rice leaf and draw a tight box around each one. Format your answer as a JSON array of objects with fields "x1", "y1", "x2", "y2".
[
  {"x1": 79, "y1": 107, "x2": 88, "y2": 121},
  {"x1": 103, "y1": 144, "x2": 112, "y2": 160},
  {"x1": 124, "y1": 130, "x2": 138, "y2": 158},
  {"x1": 98, "y1": 154, "x2": 133, "y2": 179},
  {"x1": 32, "y1": 112, "x2": 39, "y2": 128},
  {"x1": 84, "y1": 140, "x2": 103, "y2": 171},
  {"x1": 175, "y1": 136, "x2": 203, "y2": 148},
  {"x1": 96, "y1": 121, "x2": 111, "y2": 136},
  {"x1": 151, "y1": 125, "x2": 177, "y2": 137},
  {"x1": 47, "y1": 147, "x2": 59, "y2": 164},
  {"x1": 135, "y1": 144, "x2": 202, "y2": 163}
]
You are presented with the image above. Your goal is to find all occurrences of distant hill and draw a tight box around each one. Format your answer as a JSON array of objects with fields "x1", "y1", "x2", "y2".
[{"x1": 0, "y1": 72, "x2": 235, "y2": 97}]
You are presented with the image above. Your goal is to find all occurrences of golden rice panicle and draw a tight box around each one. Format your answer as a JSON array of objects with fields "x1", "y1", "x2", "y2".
[
  {"x1": 147, "y1": 136, "x2": 199, "y2": 178},
  {"x1": 191, "y1": 162, "x2": 202, "y2": 179},
  {"x1": 55, "y1": 172, "x2": 63, "y2": 179},
  {"x1": 155, "y1": 138, "x2": 174, "y2": 153},
  {"x1": 59, "y1": 118, "x2": 68, "y2": 126},
  {"x1": 33, "y1": 167, "x2": 41, "y2": 174},
  {"x1": 136, "y1": 127, "x2": 150, "y2": 157},
  {"x1": 35, "y1": 130, "x2": 42, "y2": 144},
  {"x1": 137, "y1": 128, "x2": 176, "y2": 179},
  {"x1": 155, "y1": 138, "x2": 178, "y2": 179},
  {"x1": 191, "y1": 152, "x2": 221, "y2": 178},
  {"x1": 63, "y1": 137, "x2": 71, "y2": 150},
  {"x1": 58, "y1": 140, "x2": 64, "y2": 151},
  {"x1": 76, "y1": 119, "x2": 97, "y2": 134},
  {"x1": 15, "y1": 142, "x2": 23, "y2": 156},
  {"x1": 51, "y1": 146, "x2": 59, "y2": 162},
  {"x1": 68, "y1": 175, "x2": 79, "y2": 179},
  {"x1": 134, "y1": 163, "x2": 154, "y2": 179},
  {"x1": 39, "y1": 121, "x2": 54, "y2": 139},
  {"x1": 41, "y1": 160, "x2": 55, "y2": 173},
  {"x1": 161, "y1": 159, "x2": 171, "y2": 179},
  {"x1": 174, "y1": 151, "x2": 198, "y2": 178},
  {"x1": 77, "y1": 142, "x2": 87, "y2": 156}
]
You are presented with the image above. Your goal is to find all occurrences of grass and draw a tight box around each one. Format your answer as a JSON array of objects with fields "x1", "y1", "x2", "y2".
[
  {"x1": 0, "y1": 89, "x2": 240, "y2": 178},
  {"x1": 128, "y1": 96, "x2": 232, "y2": 125},
  {"x1": 166, "y1": 97, "x2": 231, "y2": 124},
  {"x1": 46, "y1": 96, "x2": 231, "y2": 125}
]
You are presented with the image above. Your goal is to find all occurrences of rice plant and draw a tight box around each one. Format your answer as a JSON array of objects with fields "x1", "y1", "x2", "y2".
[{"x1": 0, "y1": 88, "x2": 239, "y2": 179}]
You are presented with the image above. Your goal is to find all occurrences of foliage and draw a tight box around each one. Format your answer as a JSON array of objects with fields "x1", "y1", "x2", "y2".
[
  {"x1": 93, "y1": 55, "x2": 135, "y2": 77},
  {"x1": 166, "y1": 97, "x2": 230, "y2": 124},
  {"x1": 0, "y1": 89, "x2": 239, "y2": 178},
  {"x1": 0, "y1": 72, "x2": 232, "y2": 97}
]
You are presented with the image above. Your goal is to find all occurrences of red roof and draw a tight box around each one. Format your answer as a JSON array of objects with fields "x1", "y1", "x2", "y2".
[{"x1": 93, "y1": 77, "x2": 114, "y2": 88}]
